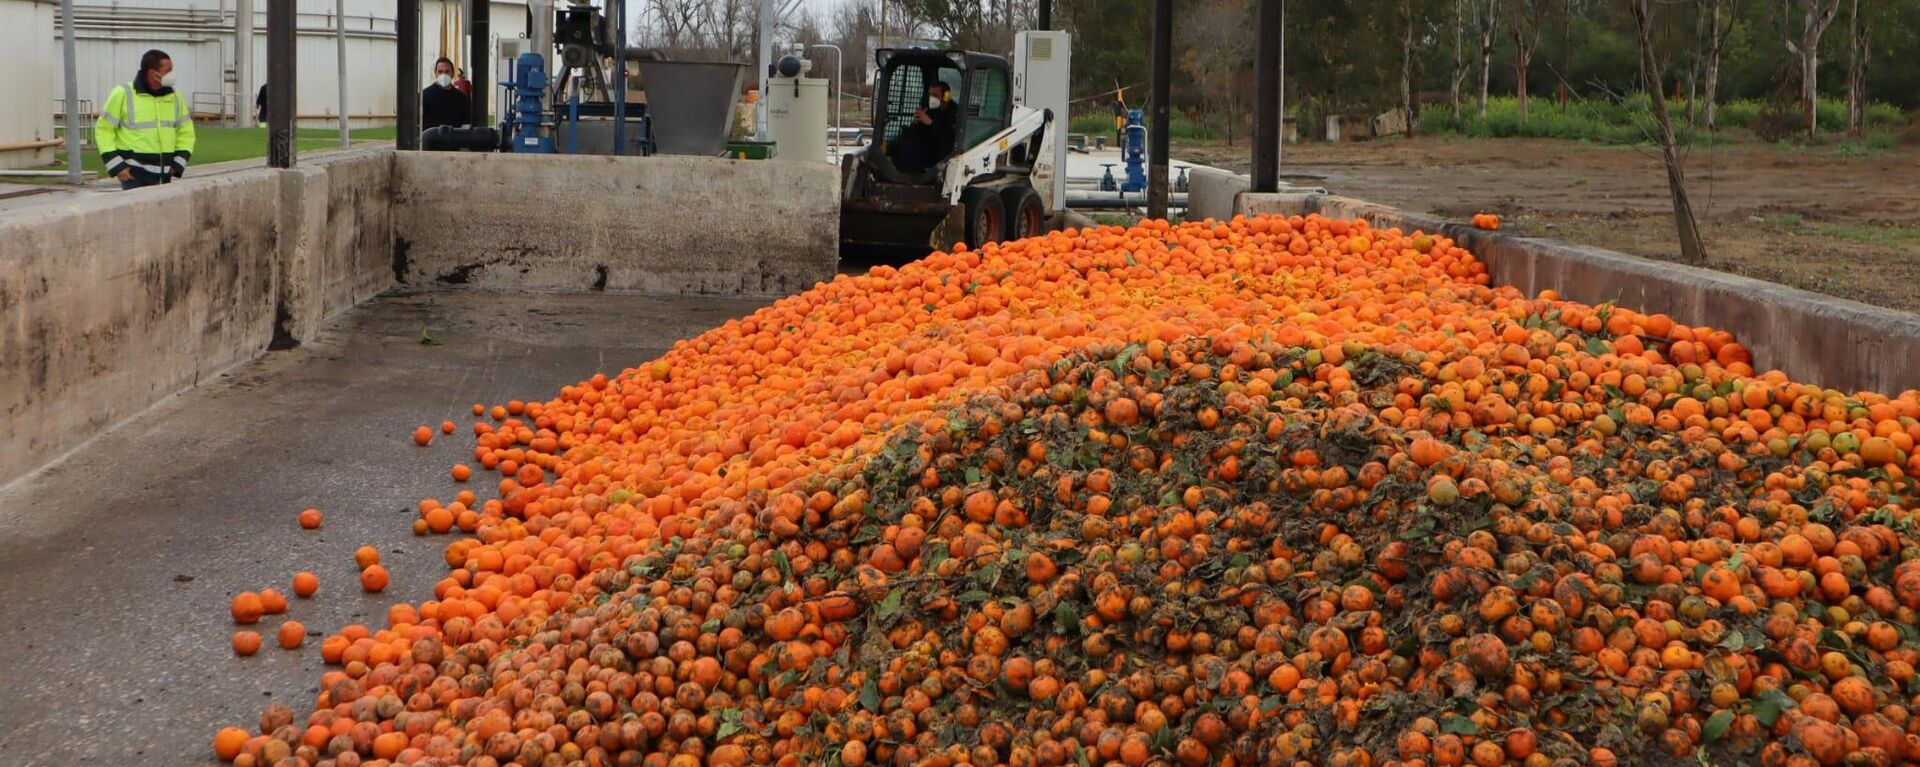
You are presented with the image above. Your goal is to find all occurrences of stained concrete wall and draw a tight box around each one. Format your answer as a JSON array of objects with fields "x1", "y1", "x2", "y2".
[
  {"x1": 0, "y1": 173, "x2": 280, "y2": 482},
  {"x1": 278, "y1": 149, "x2": 400, "y2": 341},
  {"x1": 392, "y1": 152, "x2": 839, "y2": 296},
  {"x1": 1238, "y1": 192, "x2": 1920, "y2": 396},
  {"x1": 0, "y1": 150, "x2": 397, "y2": 484}
]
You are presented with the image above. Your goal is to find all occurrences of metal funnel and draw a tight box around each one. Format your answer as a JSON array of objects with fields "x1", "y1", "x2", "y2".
[{"x1": 637, "y1": 60, "x2": 747, "y2": 156}]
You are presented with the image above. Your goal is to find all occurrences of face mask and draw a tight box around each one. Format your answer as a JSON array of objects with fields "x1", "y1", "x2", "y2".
[
  {"x1": 927, "y1": 95, "x2": 942, "y2": 109},
  {"x1": 436, "y1": 74, "x2": 453, "y2": 88},
  {"x1": 159, "y1": 71, "x2": 178, "y2": 88}
]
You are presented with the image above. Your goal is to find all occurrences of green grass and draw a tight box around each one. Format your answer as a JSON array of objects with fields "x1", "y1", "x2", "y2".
[
  {"x1": 1419, "y1": 96, "x2": 1908, "y2": 145},
  {"x1": 1753, "y1": 212, "x2": 1920, "y2": 246},
  {"x1": 42, "y1": 126, "x2": 395, "y2": 176},
  {"x1": 1067, "y1": 112, "x2": 1224, "y2": 142}
]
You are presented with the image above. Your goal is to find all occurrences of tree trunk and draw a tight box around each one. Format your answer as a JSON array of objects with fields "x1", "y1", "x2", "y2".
[
  {"x1": 1515, "y1": 50, "x2": 1531, "y2": 121},
  {"x1": 1704, "y1": 53, "x2": 1721, "y2": 128},
  {"x1": 1846, "y1": 0, "x2": 1868, "y2": 137},
  {"x1": 1402, "y1": 0, "x2": 1416, "y2": 134},
  {"x1": 1703, "y1": 0, "x2": 1724, "y2": 129},
  {"x1": 1451, "y1": 0, "x2": 1465, "y2": 115},
  {"x1": 1477, "y1": 0, "x2": 1497, "y2": 118},
  {"x1": 1784, "y1": 0, "x2": 1844, "y2": 139},
  {"x1": 1632, "y1": 0, "x2": 1707, "y2": 266}
]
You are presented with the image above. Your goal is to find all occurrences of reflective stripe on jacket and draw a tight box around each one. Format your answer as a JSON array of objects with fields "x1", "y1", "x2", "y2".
[{"x1": 98, "y1": 81, "x2": 197, "y2": 184}]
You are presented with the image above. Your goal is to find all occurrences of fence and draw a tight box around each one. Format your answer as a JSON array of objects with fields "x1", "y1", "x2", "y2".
[{"x1": 51, "y1": 98, "x2": 95, "y2": 148}]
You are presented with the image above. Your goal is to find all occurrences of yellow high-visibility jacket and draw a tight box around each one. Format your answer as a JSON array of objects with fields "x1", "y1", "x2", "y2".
[{"x1": 97, "y1": 80, "x2": 197, "y2": 184}]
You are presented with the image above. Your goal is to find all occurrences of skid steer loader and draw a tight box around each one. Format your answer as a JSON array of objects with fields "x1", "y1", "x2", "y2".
[{"x1": 839, "y1": 33, "x2": 1070, "y2": 256}]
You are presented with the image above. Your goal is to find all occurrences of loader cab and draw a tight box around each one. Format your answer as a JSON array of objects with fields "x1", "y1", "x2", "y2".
[{"x1": 869, "y1": 49, "x2": 1014, "y2": 184}]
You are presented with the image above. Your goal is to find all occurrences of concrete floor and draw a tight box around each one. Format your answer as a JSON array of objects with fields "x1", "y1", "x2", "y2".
[{"x1": 0, "y1": 289, "x2": 768, "y2": 766}]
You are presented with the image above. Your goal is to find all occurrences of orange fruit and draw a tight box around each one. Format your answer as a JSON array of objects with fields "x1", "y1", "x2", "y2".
[
  {"x1": 231, "y1": 631, "x2": 262, "y2": 656},
  {"x1": 297, "y1": 508, "x2": 322, "y2": 529},
  {"x1": 229, "y1": 592, "x2": 264, "y2": 624},
  {"x1": 291, "y1": 572, "x2": 318, "y2": 598},
  {"x1": 359, "y1": 565, "x2": 389, "y2": 593},
  {"x1": 277, "y1": 621, "x2": 306, "y2": 650},
  {"x1": 354, "y1": 546, "x2": 380, "y2": 570}
]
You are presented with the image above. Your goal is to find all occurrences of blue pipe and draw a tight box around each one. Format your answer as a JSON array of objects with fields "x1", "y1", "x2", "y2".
[{"x1": 568, "y1": 86, "x2": 580, "y2": 155}]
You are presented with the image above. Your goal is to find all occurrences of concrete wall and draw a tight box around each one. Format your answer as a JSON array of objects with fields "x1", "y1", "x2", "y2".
[
  {"x1": 0, "y1": 149, "x2": 396, "y2": 484},
  {"x1": 2, "y1": 0, "x2": 57, "y2": 170},
  {"x1": 393, "y1": 152, "x2": 840, "y2": 296},
  {"x1": 1237, "y1": 192, "x2": 1920, "y2": 396}
]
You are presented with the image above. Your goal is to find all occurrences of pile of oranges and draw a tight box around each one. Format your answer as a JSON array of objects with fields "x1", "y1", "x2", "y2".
[{"x1": 220, "y1": 215, "x2": 1920, "y2": 767}]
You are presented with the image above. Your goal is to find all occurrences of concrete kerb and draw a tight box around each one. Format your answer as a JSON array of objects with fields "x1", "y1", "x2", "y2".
[{"x1": 1235, "y1": 192, "x2": 1920, "y2": 396}]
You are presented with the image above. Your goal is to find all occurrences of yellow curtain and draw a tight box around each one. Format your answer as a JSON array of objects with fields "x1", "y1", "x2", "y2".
[{"x1": 439, "y1": 0, "x2": 464, "y2": 68}]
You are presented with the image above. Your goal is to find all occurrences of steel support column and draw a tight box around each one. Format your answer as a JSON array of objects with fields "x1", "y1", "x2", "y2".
[
  {"x1": 470, "y1": 0, "x2": 489, "y2": 124},
  {"x1": 267, "y1": 0, "x2": 295, "y2": 167},
  {"x1": 1252, "y1": 0, "x2": 1282, "y2": 192},
  {"x1": 397, "y1": 0, "x2": 420, "y2": 148},
  {"x1": 1147, "y1": 0, "x2": 1171, "y2": 219}
]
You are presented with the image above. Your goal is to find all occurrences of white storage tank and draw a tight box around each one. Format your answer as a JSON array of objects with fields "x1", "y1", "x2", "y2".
[{"x1": 766, "y1": 55, "x2": 828, "y2": 163}]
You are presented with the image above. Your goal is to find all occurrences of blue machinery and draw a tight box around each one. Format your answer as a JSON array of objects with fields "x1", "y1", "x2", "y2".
[
  {"x1": 504, "y1": 53, "x2": 554, "y2": 153},
  {"x1": 501, "y1": 51, "x2": 653, "y2": 155},
  {"x1": 1099, "y1": 108, "x2": 1148, "y2": 193}
]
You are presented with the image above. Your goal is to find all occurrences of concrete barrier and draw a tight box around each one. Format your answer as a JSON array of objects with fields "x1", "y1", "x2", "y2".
[
  {"x1": 0, "y1": 172, "x2": 282, "y2": 482},
  {"x1": 1186, "y1": 167, "x2": 1250, "y2": 223},
  {"x1": 277, "y1": 149, "x2": 399, "y2": 342},
  {"x1": 0, "y1": 151, "x2": 399, "y2": 484},
  {"x1": 1239, "y1": 192, "x2": 1920, "y2": 396},
  {"x1": 392, "y1": 152, "x2": 839, "y2": 296}
]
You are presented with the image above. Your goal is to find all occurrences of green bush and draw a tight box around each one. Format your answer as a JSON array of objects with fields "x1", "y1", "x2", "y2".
[
  {"x1": 1419, "y1": 95, "x2": 1902, "y2": 144},
  {"x1": 1066, "y1": 112, "x2": 1221, "y2": 141}
]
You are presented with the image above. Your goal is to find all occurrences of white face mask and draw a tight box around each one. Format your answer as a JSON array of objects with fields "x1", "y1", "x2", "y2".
[
  {"x1": 159, "y1": 71, "x2": 178, "y2": 88},
  {"x1": 927, "y1": 95, "x2": 942, "y2": 109},
  {"x1": 436, "y1": 74, "x2": 453, "y2": 88}
]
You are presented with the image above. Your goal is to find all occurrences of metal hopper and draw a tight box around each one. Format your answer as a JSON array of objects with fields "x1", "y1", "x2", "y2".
[{"x1": 636, "y1": 60, "x2": 748, "y2": 156}]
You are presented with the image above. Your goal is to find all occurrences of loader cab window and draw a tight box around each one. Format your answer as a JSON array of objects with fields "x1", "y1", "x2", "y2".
[
  {"x1": 880, "y1": 62, "x2": 962, "y2": 145},
  {"x1": 964, "y1": 66, "x2": 1010, "y2": 148}
]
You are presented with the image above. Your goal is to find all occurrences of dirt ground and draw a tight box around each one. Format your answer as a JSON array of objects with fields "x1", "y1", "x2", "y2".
[{"x1": 1175, "y1": 137, "x2": 1920, "y2": 315}]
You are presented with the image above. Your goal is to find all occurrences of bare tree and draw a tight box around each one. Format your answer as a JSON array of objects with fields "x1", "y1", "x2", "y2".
[
  {"x1": 1450, "y1": 0, "x2": 1467, "y2": 115},
  {"x1": 1845, "y1": 0, "x2": 1870, "y2": 137},
  {"x1": 1401, "y1": 0, "x2": 1418, "y2": 133},
  {"x1": 1780, "y1": 0, "x2": 1844, "y2": 139},
  {"x1": 1698, "y1": 0, "x2": 1736, "y2": 129},
  {"x1": 1630, "y1": 0, "x2": 1707, "y2": 266},
  {"x1": 1179, "y1": 0, "x2": 1253, "y2": 144},
  {"x1": 1508, "y1": 0, "x2": 1547, "y2": 122},
  {"x1": 1474, "y1": 0, "x2": 1499, "y2": 117}
]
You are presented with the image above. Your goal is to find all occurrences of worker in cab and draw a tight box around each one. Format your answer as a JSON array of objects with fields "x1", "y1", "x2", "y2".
[
  {"x1": 889, "y1": 81, "x2": 957, "y2": 174},
  {"x1": 423, "y1": 57, "x2": 471, "y2": 130},
  {"x1": 98, "y1": 49, "x2": 196, "y2": 190}
]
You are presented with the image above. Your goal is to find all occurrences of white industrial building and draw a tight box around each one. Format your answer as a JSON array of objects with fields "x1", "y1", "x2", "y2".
[{"x1": 2, "y1": 0, "x2": 532, "y2": 169}]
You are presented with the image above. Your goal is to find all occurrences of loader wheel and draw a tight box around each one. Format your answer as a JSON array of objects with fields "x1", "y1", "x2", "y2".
[
  {"x1": 962, "y1": 187, "x2": 1006, "y2": 247},
  {"x1": 1004, "y1": 186, "x2": 1047, "y2": 240}
]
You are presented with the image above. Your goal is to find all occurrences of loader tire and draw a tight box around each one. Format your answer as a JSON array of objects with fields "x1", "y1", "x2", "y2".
[{"x1": 962, "y1": 187, "x2": 1007, "y2": 247}]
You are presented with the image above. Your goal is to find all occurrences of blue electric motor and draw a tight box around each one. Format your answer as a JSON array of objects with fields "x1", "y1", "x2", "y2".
[
  {"x1": 505, "y1": 52, "x2": 554, "y2": 153},
  {"x1": 1122, "y1": 108, "x2": 1147, "y2": 193}
]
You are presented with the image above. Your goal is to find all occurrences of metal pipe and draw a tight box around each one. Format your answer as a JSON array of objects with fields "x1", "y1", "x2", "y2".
[
  {"x1": 1147, "y1": 0, "x2": 1170, "y2": 219},
  {"x1": 236, "y1": 0, "x2": 252, "y2": 127},
  {"x1": 1037, "y1": 0, "x2": 1050, "y2": 30},
  {"x1": 612, "y1": 0, "x2": 625, "y2": 155},
  {"x1": 1251, "y1": 0, "x2": 1280, "y2": 193},
  {"x1": 397, "y1": 0, "x2": 419, "y2": 147},
  {"x1": 336, "y1": 0, "x2": 349, "y2": 147},
  {"x1": 756, "y1": 0, "x2": 775, "y2": 141},
  {"x1": 61, "y1": 0, "x2": 82, "y2": 184},
  {"x1": 0, "y1": 139, "x2": 67, "y2": 153},
  {"x1": 470, "y1": 0, "x2": 489, "y2": 124},
  {"x1": 268, "y1": 0, "x2": 295, "y2": 167},
  {"x1": 528, "y1": 0, "x2": 551, "y2": 64},
  {"x1": 811, "y1": 44, "x2": 842, "y2": 161}
]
